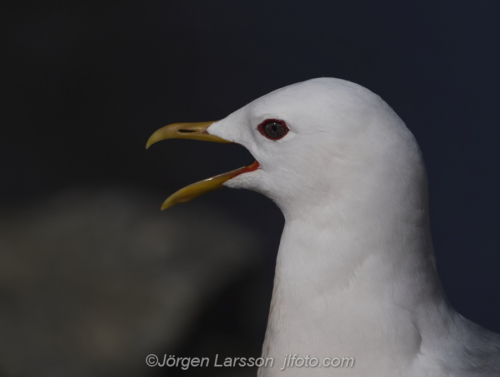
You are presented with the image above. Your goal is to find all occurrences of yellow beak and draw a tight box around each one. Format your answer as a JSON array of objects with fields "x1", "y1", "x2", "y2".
[
  {"x1": 146, "y1": 121, "x2": 230, "y2": 148},
  {"x1": 146, "y1": 121, "x2": 259, "y2": 210}
]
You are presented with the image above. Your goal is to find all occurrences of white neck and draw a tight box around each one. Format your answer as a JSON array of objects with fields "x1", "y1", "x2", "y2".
[{"x1": 259, "y1": 161, "x2": 451, "y2": 376}]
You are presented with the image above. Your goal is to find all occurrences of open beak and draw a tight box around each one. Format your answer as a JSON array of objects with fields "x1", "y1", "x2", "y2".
[{"x1": 146, "y1": 121, "x2": 259, "y2": 210}]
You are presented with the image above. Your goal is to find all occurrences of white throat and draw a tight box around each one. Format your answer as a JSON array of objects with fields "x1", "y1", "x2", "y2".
[{"x1": 258, "y1": 144, "x2": 450, "y2": 377}]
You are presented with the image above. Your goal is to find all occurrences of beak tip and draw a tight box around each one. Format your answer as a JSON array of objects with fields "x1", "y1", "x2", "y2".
[
  {"x1": 145, "y1": 136, "x2": 156, "y2": 150},
  {"x1": 160, "y1": 198, "x2": 175, "y2": 211}
]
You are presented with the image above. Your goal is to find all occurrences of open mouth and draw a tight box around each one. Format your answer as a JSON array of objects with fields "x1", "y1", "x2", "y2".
[{"x1": 146, "y1": 121, "x2": 259, "y2": 210}]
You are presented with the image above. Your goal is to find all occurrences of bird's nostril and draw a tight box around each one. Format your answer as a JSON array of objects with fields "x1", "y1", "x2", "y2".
[{"x1": 178, "y1": 129, "x2": 196, "y2": 133}]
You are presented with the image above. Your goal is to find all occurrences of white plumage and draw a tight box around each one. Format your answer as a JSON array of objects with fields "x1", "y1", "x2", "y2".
[{"x1": 206, "y1": 78, "x2": 500, "y2": 376}]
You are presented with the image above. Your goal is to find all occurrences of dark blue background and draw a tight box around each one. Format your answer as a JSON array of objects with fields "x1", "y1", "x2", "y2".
[{"x1": 2, "y1": 0, "x2": 500, "y2": 359}]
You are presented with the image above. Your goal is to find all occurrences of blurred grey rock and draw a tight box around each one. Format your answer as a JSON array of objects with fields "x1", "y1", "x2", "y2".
[{"x1": 0, "y1": 187, "x2": 260, "y2": 377}]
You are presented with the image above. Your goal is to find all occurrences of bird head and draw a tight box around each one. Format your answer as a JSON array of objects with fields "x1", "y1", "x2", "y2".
[{"x1": 147, "y1": 78, "x2": 424, "y2": 215}]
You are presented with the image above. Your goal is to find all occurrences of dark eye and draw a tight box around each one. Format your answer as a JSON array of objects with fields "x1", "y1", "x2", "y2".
[{"x1": 257, "y1": 119, "x2": 289, "y2": 140}]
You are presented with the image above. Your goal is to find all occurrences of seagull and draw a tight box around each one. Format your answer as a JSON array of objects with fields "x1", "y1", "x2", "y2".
[{"x1": 146, "y1": 78, "x2": 500, "y2": 376}]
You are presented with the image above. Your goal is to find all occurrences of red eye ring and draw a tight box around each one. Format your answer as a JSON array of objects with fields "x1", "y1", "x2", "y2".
[{"x1": 257, "y1": 119, "x2": 289, "y2": 140}]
